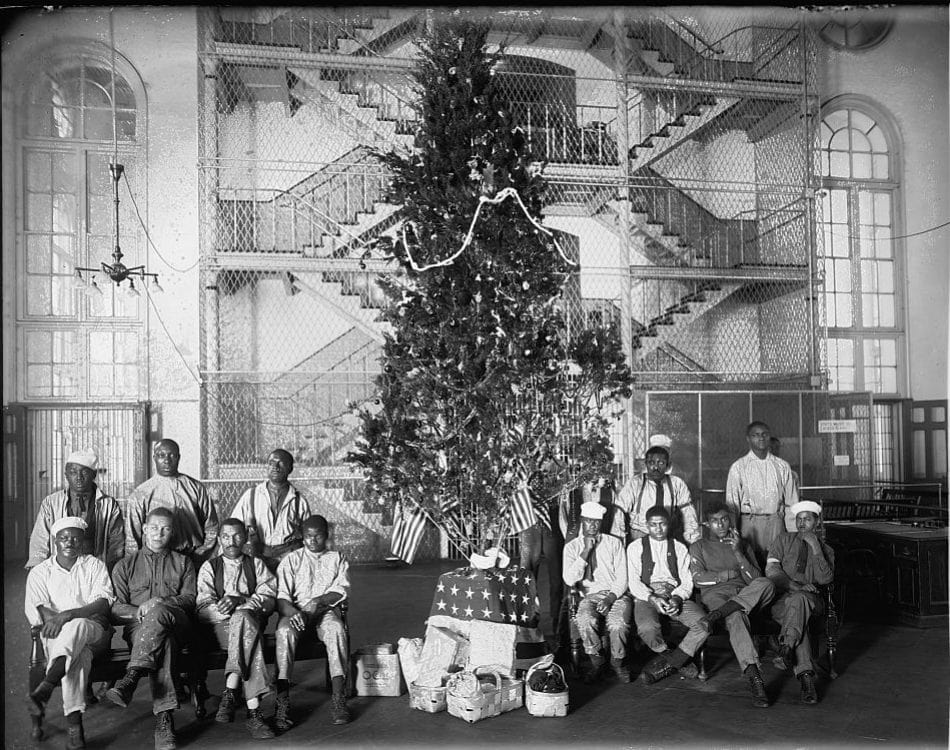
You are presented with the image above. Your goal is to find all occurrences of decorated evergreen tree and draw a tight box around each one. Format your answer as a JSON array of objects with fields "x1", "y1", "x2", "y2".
[{"x1": 347, "y1": 15, "x2": 633, "y2": 556}]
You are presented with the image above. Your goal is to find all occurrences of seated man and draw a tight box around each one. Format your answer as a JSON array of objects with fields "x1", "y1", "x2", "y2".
[
  {"x1": 628, "y1": 505, "x2": 708, "y2": 683},
  {"x1": 106, "y1": 507, "x2": 196, "y2": 750},
  {"x1": 24, "y1": 517, "x2": 115, "y2": 749},
  {"x1": 229, "y1": 449, "x2": 309, "y2": 572},
  {"x1": 196, "y1": 518, "x2": 277, "y2": 739},
  {"x1": 561, "y1": 501, "x2": 632, "y2": 683},
  {"x1": 690, "y1": 502, "x2": 776, "y2": 707},
  {"x1": 274, "y1": 515, "x2": 350, "y2": 730},
  {"x1": 765, "y1": 500, "x2": 835, "y2": 705}
]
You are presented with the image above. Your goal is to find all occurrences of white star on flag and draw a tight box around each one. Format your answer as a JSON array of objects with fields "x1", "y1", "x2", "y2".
[
  {"x1": 508, "y1": 592, "x2": 518, "y2": 602},
  {"x1": 522, "y1": 594, "x2": 531, "y2": 604},
  {"x1": 436, "y1": 599, "x2": 447, "y2": 610},
  {"x1": 508, "y1": 612, "x2": 517, "y2": 622},
  {"x1": 465, "y1": 588, "x2": 474, "y2": 599},
  {"x1": 481, "y1": 608, "x2": 493, "y2": 618},
  {"x1": 520, "y1": 612, "x2": 529, "y2": 622},
  {"x1": 524, "y1": 576, "x2": 532, "y2": 585},
  {"x1": 510, "y1": 574, "x2": 520, "y2": 584},
  {"x1": 437, "y1": 582, "x2": 445, "y2": 592},
  {"x1": 481, "y1": 589, "x2": 491, "y2": 600},
  {"x1": 464, "y1": 606, "x2": 474, "y2": 617},
  {"x1": 451, "y1": 604, "x2": 459, "y2": 614},
  {"x1": 450, "y1": 585, "x2": 459, "y2": 596}
]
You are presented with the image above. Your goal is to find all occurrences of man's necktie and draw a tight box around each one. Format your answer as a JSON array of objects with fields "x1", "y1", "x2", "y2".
[
  {"x1": 654, "y1": 479, "x2": 665, "y2": 508},
  {"x1": 585, "y1": 541, "x2": 598, "y2": 581},
  {"x1": 794, "y1": 535, "x2": 811, "y2": 577}
]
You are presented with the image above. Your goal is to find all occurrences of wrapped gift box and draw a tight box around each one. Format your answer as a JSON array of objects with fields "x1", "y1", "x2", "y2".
[
  {"x1": 428, "y1": 566, "x2": 540, "y2": 628},
  {"x1": 398, "y1": 637, "x2": 424, "y2": 687},
  {"x1": 466, "y1": 619, "x2": 547, "y2": 676},
  {"x1": 415, "y1": 625, "x2": 469, "y2": 688}
]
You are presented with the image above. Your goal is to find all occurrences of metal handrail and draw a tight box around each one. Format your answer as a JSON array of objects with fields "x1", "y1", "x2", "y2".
[
  {"x1": 659, "y1": 12, "x2": 725, "y2": 55},
  {"x1": 677, "y1": 23, "x2": 800, "y2": 80}
]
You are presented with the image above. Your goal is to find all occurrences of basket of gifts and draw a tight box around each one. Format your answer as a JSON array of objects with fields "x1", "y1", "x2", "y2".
[
  {"x1": 524, "y1": 655, "x2": 569, "y2": 717},
  {"x1": 446, "y1": 665, "x2": 523, "y2": 723},
  {"x1": 408, "y1": 681, "x2": 448, "y2": 713}
]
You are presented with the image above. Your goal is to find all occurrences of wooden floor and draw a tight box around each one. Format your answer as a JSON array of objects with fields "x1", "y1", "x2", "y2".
[{"x1": 5, "y1": 559, "x2": 948, "y2": 749}]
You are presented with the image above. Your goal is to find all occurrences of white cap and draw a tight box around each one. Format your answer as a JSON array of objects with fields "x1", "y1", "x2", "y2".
[
  {"x1": 580, "y1": 501, "x2": 606, "y2": 520},
  {"x1": 648, "y1": 434, "x2": 672, "y2": 451},
  {"x1": 65, "y1": 449, "x2": 98, "y2": 471},
  {"x1": 790, "y1": 500, "x2": 822, "y2": 517},
  {"x1": 51, "y1": 516, "x2": 88, "y2": 536}
]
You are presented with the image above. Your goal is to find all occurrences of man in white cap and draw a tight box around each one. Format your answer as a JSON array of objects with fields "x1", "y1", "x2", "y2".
[
  {"x1": 726, "y1": 421, "x2": 799, "y2": 568},
  {"x1": 562, "y1": 500, "x2": 632, "y2": 683},
  {"x1": 25, "y1": 516, "x2": 115, "y2": 748},
  {"x1": 610, "y1": 435, "x2": 700, "y2": 545},
  {"x1": 765, "y1": 500, "x2": 835, "y2": 705},
  {"x1": 27, "y1": 449, "x2": 124, "y2": 571}
]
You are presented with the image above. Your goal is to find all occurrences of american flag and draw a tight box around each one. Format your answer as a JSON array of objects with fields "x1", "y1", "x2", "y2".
[
  {"x1": 389, "y1": 501, "x2": 428, "y2": 564},
  {"x1": 506, "y1": 482, "x2": 537, "y2": 535},
  {"x1": 428, "y1": 566, "x2": 540, "y2": 626}
]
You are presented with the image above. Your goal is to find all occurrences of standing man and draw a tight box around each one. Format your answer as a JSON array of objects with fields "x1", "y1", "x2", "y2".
[
  {"x1": 125, "y1": 439, "x2": 218, "y2": 564},
  {"x1": 274, "y1": 515, "x2": 351, "y2": 729},
  {"x1": 611, "y1": 437, "x2": 700, "y2": 545},
  {"x1": 27, "y1": 449, "x2": 124, "y2": 571},
  {"x1": 562, "y1": 501, "x2": 632, "y2": 683},
  {"x1": 766, "y1": 500, "x2": 835, "y2": 705},
  {"x1": 690, "y1": 501, "x2": 775, "y2": 707},
  {"x1": 25, "y1": 517, "x2": 115, "y2": 748},
  {"x1": 726, "y1": 421, "x2": 799, "y2": 567},
  {"x1": 107, "y1": 507, "x2": 196, "y2": 750},
  {"x1": 628, "y1": 505, "x2": 708, "y2": 684},
  {"x1": 229, "y1": 449, "x2": 310, "y2": 572},
  {"x1": 196, "y1": 518, "x2": 277, "y2": 739}
]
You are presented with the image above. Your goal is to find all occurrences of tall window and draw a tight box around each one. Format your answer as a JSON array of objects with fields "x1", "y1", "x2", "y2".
[
  {"x1": 819, "y1": 104, "x2": 903, "y2": 397},
  {"x1": 17, "y1": 51, "x2": 145, "y2": 401}
]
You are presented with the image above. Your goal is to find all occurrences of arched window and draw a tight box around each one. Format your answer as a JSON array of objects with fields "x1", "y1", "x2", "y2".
[
  {"x1": 15, "y1": 45, "x2": 146, "y2": 401},
  {"x1": 819, "y1": 99, "x2": 904, "y2": 478}
]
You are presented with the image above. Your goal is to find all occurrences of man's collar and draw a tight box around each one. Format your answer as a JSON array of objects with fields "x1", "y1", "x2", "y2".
[
  {"x1": 51, "y1": 554, "x2": 82, "y2": 572},
  {"x1": 143, "y1": 546, "x2": 170, "y2": 557}
]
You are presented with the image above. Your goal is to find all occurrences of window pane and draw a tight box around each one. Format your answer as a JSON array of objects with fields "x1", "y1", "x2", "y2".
[
  {"x1": 866, "y1": 125, "x2": 887, "y2": 152},
  {"x1": 872, "y1": 155, "x2": 888, "y2": 179},
  {"x1": 25, "y1": 152, "x2": 51, "y2": 191},
  {"x1": 873, "y1": 193, "x2": 890, "y2": 224},
  {"x1": 851, "y1": 130, "x2": 871, "y2": 153},
  {"x1": 50, "y1": 275, "x2": 75, "y2": 317},
  {"x1": 850, "y1": 109, "x2": 874, "y2": 133},
  {"x1": 27, "y1": 235, "x2": 51, "y2": 273},
  {"x1": 27, "y1": 105, "x2": 53, "y2": 137},
  {"x1": 852, "y1": 153, "x2": 871, "y2": 178},
  {"x1": 26, "y1": 365, "x2": 52, "y2": 397},
  {"x1": 830, "y1": 189, "x2": 848, "y2": 221},
  {"x1": 830, "y1": 151, "x2": 849, "y2": 177},
  {"x1": 912, "y1": 408, "x2": 925, "y2": 423},
  {"x1": 51, "y1": 106, "x2": 78, "y2": 139},
  {"x1": 932, "y1": 407, "x2": 946, "y2": 422},
  {"x1": 933, "y1": 430, "x2": 948, "y2": 480},
  {"x1": 115, "y1": 332, "x2": 138, "y2": 363},
  {"x1": 89, "y1": 331, "x2": 113, "y2": 362},
  {"x1": 89, "y1": 364, "x2": 114, "y2": 397},
  {"x1": 824, "y1": 110, "x2": 848, "y2": 131},
  {"x1": 25, "y1": 193, "x2": 51, "y2": 231},
  {"x1": 911, "y1": 430, "x2": 926, "y2": 478},
  {"x1": 117, "y1": 364, "x2": 140, "y2": 395},
  {"x1": 27, "y1": 278, "x2": 51, "y2": 316},
  {"x1": 26, "y1": 331, "x2": 51, "y2": 362},
  {"x1": 829, "y1": 130, "x2": 849, "y2": 150},
  {"x1": 84, "y1": 108, "x2": 114, "y2": 141}
]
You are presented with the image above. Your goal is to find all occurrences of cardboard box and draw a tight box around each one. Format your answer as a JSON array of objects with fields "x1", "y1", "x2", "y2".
[{"x1": 352, "y1": 651, "x2": 405, "y2": 696}]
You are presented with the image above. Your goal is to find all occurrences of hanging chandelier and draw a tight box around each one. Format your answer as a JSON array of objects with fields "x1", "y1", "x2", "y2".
[{"x1": 74, "y1": 10, "x2": 161, "y2": 298}]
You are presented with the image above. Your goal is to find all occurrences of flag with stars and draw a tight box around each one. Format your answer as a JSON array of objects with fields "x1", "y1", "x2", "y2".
[{"x1": 428, "y1": 566, "x2": 540, "y2": 627}]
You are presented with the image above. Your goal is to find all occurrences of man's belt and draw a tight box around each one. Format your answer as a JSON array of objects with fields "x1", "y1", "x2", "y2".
[{"x1": 740, "y1": 511, "x2": 777, "y2": 517}]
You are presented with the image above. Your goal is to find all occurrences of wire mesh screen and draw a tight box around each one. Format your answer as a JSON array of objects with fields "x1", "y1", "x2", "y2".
[{"x1": 198, "y1": 7, "x2": 821, "y2": 561}]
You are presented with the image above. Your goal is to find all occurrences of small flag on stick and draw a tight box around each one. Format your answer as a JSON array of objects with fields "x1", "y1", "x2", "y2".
[{"x1": 389, "y1": 501, "x2": 428, "y2": 564}]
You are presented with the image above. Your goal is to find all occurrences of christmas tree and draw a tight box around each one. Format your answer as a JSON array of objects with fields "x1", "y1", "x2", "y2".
[{"x1": 347, "y1": 14, "x2": 633, "y2": 556}]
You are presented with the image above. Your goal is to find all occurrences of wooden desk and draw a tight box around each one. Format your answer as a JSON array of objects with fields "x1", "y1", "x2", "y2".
[{"x1": 825, "y1": 521, "x2": 948, "y2": 628}]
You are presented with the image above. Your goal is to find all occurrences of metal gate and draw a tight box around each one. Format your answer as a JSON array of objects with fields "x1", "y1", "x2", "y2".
[{"x1": 2, "y1": 402, "x2": 150, "y2": 560}]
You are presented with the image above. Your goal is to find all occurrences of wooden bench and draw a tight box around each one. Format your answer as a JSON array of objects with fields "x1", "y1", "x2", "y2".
[{"x1": 30, "y1": 604, "x2": 349, "y2": 718}]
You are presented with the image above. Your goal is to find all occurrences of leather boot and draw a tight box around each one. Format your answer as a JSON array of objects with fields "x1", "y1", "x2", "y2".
[
  {"x1": 799, "y1": 670, "x2": 819, "y2": 704},
  {"x1": 153, "y1": 710, "x2": 177, "y2": 750},
  {"x1": 610, "y1": 657, "x2": 631, "y2": 683},
  {"x1": 215, "y1": 687, "x2": 237, "y2": 723},
  {"x1": 640, "y1": 651, "x2": 676, "y2": 684},
  {"x1": 106, "y1": 667, "x2": 146, "y2": 708},
  {"x1": 744, "y1": 663, "x2": 769, "y2": 708},
  {"x1": 274, "y1": 691, "x2": 293, "y2": 731},
  {"x1": 27, "y1": 679, "x2": 54, "y2": 715},
  {"x1": 700, "y1": 599, "x2": 744, "y2": 629},
  {"x1": 66, "y1": 714, "x2": 86, "y2": 749},
  {"x1": 582, "y1": 654, "x2": 605, "y2": 684},
  {"x1": 245, "y1": 707, "x2": 276, "y2": 739},
  {"x1": 330, "y1": 693, "x2": 351, "y2": 725},
  {"x1": 29, "y1": 714, "x2": 44, "y2": 742}
]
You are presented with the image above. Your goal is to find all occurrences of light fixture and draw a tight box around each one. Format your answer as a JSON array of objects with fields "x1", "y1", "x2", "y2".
[{"x1": 74, "y1": 10, "x2": 160, "y2": 295}]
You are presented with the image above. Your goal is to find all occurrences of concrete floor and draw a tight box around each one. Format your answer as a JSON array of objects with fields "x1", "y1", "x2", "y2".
[{"x1": 5, "y1": 559, "x2": 948, "y2": 749}]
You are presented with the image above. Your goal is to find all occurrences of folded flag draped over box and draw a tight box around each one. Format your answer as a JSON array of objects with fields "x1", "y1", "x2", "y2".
[{"x1": 429, "y1": 566, "x2": 540, "y2": 628}]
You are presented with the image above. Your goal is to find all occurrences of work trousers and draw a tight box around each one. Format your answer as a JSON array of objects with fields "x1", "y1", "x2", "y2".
[
  {"x1": 738, "y1": 513, "x2": 785, "y2": 568},
  {"x1": 41, "y1": 618, "x2": 112, "y2": 716},
  {"x1": 633, "y1": 599, "x2": 708, "y2": 657},
  {"x1": 275, "y1": 608, "x2": 347, "y2": 681},
  {"x1": 123, "y1": 603, "x2": 190, "y2": 714},
  {"x1": 202, "y1": 610, "x2": 272, "y2": 700},
  {"x1": 699, "y1": 577, "x2": 776, "y2": 671},
  {"x1": 772, "y1": 589, "x2": 824, "y2": 677},
  {"x1": 573, "y1": 591, "x2": 632, "y2": 660}
]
